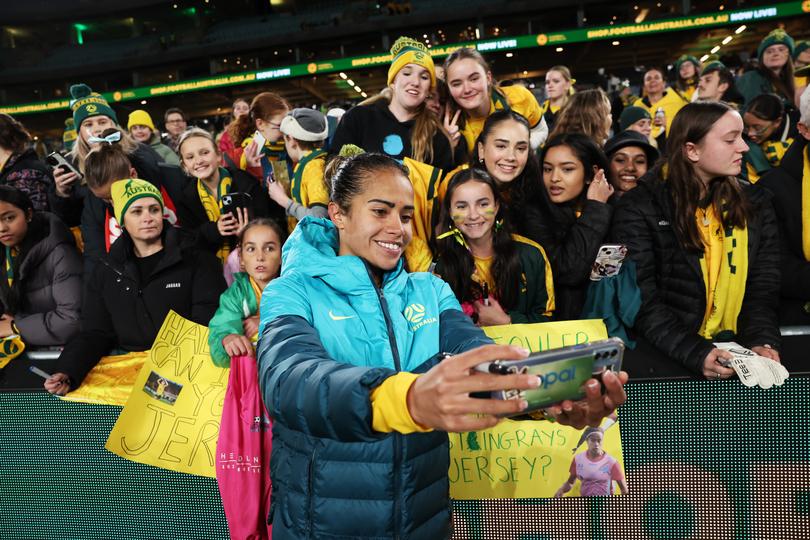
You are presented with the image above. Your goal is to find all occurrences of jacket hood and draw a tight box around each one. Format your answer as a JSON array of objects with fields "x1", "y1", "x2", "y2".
[
  {"x1": 22, "y1": 212, "x2": 77, "y2": 269},
  {"x1": 281, "y1": 216, "x2": 407, "y2": 295}
]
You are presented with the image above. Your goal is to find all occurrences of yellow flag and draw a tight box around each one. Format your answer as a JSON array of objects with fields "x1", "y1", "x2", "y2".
[
  {"x1": 449, "y1": 319, "x2": 627, "y2": 499},
  {"x1": 105, "y1": 312, "x2": 229, "y2": 478},
  {"x1": 60, "y1": 351, "x2": 149, "y2": 406}
]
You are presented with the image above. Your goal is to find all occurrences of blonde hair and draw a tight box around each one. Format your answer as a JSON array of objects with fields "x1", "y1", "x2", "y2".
[
  {"x1": 547, "y1": 65, "x2": 575, "y2": 103},
  {"x1": 177, "y1": 127, "x2": 220, "y2": 174},
  {"x1": 69, "y1": 125, "x2": 137, "y2": 174},
  {"x1": 548, "y1": 88, "x2": 611, "y2": 144}
]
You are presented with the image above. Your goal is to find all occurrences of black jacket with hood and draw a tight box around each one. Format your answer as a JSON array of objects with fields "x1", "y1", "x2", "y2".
[{"x1": 54, "y1": 225, "x2": 225, "y2": 388}]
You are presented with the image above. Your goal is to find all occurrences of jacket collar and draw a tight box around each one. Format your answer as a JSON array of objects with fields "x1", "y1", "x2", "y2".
[
  {"x1": 107, "y1": 223, "x2": 183, "y2": 280},
  {"x1": 281, "y1": 216, "x2": 408, "y2": 296}
]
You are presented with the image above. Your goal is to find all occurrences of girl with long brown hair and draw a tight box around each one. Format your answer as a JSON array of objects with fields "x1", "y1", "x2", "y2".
[
  {"x1": 444, "y1": 47, "x2": 548, "y2": 155},
  {"x1": 547, "y1": 88, "x2": 613, "y2": 145},
  {"x1": 612, "y1": 101, "x2": 781, "y2": 379}
]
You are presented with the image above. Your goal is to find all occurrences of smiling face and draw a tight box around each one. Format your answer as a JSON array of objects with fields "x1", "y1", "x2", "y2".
[
  {"x1": 240, "y1": 224, "x2": 282, "y2": 287},
  {"x1": 123, "y1": 197, "x2": 163, "y2": 243},
  {"x1": 608, "y1": 146, "x2": 648, "y2": 193},
  {"x1": 330, "y1": 168, "x2": 414, "y2": 272},
  {"x1": 643, "y1": 69, "x2": 665, "y2": 96},
  {"x1": 686, "y1": 110, "x2": 749, "y2": 181},
  {"x1": 446, "y1": 57, "x2": 492, "y2": 115},
  {"x1": 180, "y1": 135, "x2": 219, "y2": 181},
  {"x1": 129, "y1": 124, "x2": 152, "y2": 143},
  {"x1": 477, "y1": 118, "x2": 530, "y2": 185},
  {"x1": 762, "y1": 44, "x2": 789, "y2": 71},
  {"x1": 80, "y1": 116, "x2": 115, "y2": 148},
  {"x1": 390, "y1": 63, "x2": 432, "y2": 111},
  {"x1": 449, "y1": 179, "x2": 498, "y2": 243},
  {"x1": 545, "y1": 70, "x2": 570, "y2": 101},
  {"x1": 0, "y1": 201, "x2": 30, "y2": 248},
  {"x1": 628, "y1": 118, "x2": 653, "y2": 137},
  {"x1": 543, "y1": 144, "x2": 587, "y2": 204}
]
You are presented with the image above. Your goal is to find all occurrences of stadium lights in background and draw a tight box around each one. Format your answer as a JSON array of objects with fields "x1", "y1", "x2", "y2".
[
  {"x1": 0, "y1": 0, "x2": 802, "y2": 116},
  {"x1": 699, "y1": 23, "x2": 747, "y2": 64}
]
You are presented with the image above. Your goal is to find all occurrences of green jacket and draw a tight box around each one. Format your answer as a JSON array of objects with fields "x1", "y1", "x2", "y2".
[
  {"x1": 208, "y1": 272, "x2": 258, "y2": 367},
  {"x1": 434, "y1": 234, "x2": 555, "y2": 324},
  {"x1": 149, "y1": 133, "x2": 181, "y2": 166}
]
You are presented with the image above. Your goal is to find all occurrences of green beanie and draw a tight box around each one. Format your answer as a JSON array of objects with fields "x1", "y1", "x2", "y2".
[
  {"x1": 62, "y1": 118, "x2": 77, "y2": 152},
  {"x1": 757, "y1": 29, "x2": 795, "y2": 60},
  {"x1": 674, "y1": 55, "x2": 700, "y2": 72},
  {"x1": 111, "y1": 178, "x2": 164, "y2": 226},
  {"x1": 794, "y1": 40, "x2": 810, "y2": 61},
  {"x1": 700, "y1": 60, "x2": 727, "y2": 77},
  {"x1": 70, "y1": 83, "x2": 118, "y2": 129},
  {"x1": 618, "y1": 106, "x2": 651, "y2": 132}
]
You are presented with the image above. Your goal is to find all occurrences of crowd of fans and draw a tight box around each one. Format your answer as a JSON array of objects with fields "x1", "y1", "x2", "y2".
[{"x1": 0, "y1": 25, "x2": 808, "y2": 536}]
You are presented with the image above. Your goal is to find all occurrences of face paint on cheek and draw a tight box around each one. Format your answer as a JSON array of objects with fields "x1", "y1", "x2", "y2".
[
  {"x1": 451, "y1": 212, "x2": 467, "y2": 225},
  {"x1": 481, "y1": 208, "x2": 496, "y2": 218}
]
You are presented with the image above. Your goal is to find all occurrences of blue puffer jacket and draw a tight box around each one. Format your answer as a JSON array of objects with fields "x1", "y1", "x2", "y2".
[{"x1": 257, "y1": 217, "x2": 491, "y2": 539}]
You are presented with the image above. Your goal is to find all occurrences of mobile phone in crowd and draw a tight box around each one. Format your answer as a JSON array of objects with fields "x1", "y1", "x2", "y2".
[
  {"x1": 220, "y1": 192, "x2": 253, "y2": 218},
  {"x1": 476, "y1": 338, "x2": 625, "y2": 417},
  {"x1": 46, "y1": 152, "x2": 84, "y2": 181},
  {"x1": 252, "y1": 130, "x2": 267, "y2": 150},
  {"x1": 590, "y1": 244, "x2": 627, "y2": 281}
]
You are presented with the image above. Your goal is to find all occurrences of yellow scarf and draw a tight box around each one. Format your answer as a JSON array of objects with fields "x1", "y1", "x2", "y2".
[
  {"x1": 801, "y1": 145, "x2": 810, "y2": 262},
  {"x1": 248, "y1": 276, "x2": 264, "y2": 343},
  {"x1": 197, "y1": 167, "x2": 233, "y2": 262},
  {"x1": 696, "y1": 205, "x2": 748, "y2": 339},
  {"x1": 5, "y1": 246, "x2": 18, "y2": 287}
]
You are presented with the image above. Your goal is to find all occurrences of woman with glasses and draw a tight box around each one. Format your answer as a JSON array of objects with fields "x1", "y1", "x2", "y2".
[{"x1": 741, "y1": 93, "x2": 797, "y2": 183}]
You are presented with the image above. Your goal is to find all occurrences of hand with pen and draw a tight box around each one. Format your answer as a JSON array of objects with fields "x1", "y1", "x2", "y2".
[{"x1": 472, "y1": 284, "x2": 511, "y2": 326}]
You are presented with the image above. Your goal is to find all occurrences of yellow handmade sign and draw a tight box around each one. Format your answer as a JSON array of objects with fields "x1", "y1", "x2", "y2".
[
  {"x1": 61, "y1": 351, "x2": 148, "y2": 406},
  {"x1": 449, "y1": 319, "x2": 627, "y2": 499},
  {"x1": 105, "y1": 312, "x2": 228, "y2": 478}
]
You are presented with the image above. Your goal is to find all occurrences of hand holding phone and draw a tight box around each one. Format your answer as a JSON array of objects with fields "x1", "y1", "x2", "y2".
[
  {"x1": 252, "y1": 130, "x2": 267, "y2": 149},
  {"x1": 47, "y1": 152, "x2": 83, "y2": 197},
  {"x1": 590, "y1": 244, "x2": 627, "y2": 281},
  {"x1": 476, "y1": 338, "x2": 625, "y2": 417}
]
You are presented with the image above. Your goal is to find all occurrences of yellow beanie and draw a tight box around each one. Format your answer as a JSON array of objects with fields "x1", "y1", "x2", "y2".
[
  {"x1": 387, "y1": 36, "x2": 436, "y2": 89},
  {"x1": 111, "y1": 178, "x2": 164, "y2": 226},
  {"x1": 127, "y1": 109, "x2": 156, "y2": 131}
]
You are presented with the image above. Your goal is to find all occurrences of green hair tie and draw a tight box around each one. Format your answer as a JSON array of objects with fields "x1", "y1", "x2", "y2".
[{"x1": 338, "y1": 144, "x2": 366, "y2": 158}]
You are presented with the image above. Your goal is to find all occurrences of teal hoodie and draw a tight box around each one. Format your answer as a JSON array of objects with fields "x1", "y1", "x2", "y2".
[
  {"x1": 208, "y1": 272, "x2": 258, "y2": 367},
  {"x1": 259, "y1": 217, "x2": 463, "y2": 372}
]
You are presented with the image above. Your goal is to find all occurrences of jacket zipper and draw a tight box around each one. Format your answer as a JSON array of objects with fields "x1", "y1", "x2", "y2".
[{"x1": 366, "y1": 264, "x2": 402, "y2": 540}]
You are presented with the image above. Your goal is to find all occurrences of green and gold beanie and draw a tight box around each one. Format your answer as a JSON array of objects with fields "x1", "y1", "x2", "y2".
[
  {"x1": 618, "y1": 106, "x2": 651, "y2": 132},
  {"x1": 674, "y1": 55, "x2": 700, "y2": 73},
  {"x1": 700, "y1": 60, "x2": 727, "y2": 77},
  {"x1": 757, "y1": 29, "x2": 794, "y2": 60},
  {"x1": 388, "y1": 36, "x2": 436, "y2": 89},
  {"x1": 110, "y1": 178, "x2": 163, "y2": 226},
  {"x1": 62, "y1": 118, "x2": 77, "y2": 152},
  {"x1": 70, "y1": 83, "x2": 118, "y2": 129},
  {"x1": 794, "y1": 40, "x2": 810, "y2": 61}
]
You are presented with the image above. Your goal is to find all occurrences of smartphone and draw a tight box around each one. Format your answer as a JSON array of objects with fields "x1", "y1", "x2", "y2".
[
  {"x1": 590, "y1": 244, "x2": 627, "y2": 281},
  {"x1": 252, "y1": 130, "x2": 267, "y2": 149},
  {"x1": 220, "y1": 192, "x2": 252, "y2": 218},
  {"x1": 478, "y1": 337, "x2": 625, "y2": 416},
  {"x1": 46, "y1": 152, "x2": 83, "y2": 180}
]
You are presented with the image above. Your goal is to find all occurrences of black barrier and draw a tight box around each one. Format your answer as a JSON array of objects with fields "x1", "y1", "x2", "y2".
[{"x1": 1, "y1": 376, "x2": 808, "y2": 539}]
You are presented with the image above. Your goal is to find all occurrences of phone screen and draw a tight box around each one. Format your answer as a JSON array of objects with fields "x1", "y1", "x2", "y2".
[{"x1": 253, "y1": 130, "x2": 267, "y2": 149}]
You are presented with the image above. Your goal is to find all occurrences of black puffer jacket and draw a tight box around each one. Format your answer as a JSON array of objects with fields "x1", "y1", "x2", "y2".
[
  {"x1": 54, "y1": 225, "x2": 226, "y2": 388},
  {"x1": 175, "y1": 166, "x2": 285, "y2": 254},
  {"x1": 611, "y1": 173, "x2": 781, "y2": 373},
  {"x1": 0, "y1": 213, "x2": 82, "y2": 346},
  {"x1": 519, "y1": 199, "x2": 612, "y2": 321},
  {"x1": 758, "y1": 138, "x2": 810, "y2": 325}
]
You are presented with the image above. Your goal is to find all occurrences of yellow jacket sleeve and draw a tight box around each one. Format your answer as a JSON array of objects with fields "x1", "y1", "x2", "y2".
[
  {"x1": 503, "y1": 85, "x2": 543, "y2": 128},
  {"x1": 370, "y1": 372, "x2": 432, "y2": 434}
]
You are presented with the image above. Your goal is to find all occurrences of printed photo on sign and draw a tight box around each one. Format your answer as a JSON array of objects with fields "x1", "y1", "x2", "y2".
[{"x1": 142, "y1": 371, "x2": 182, "y2": 405}]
